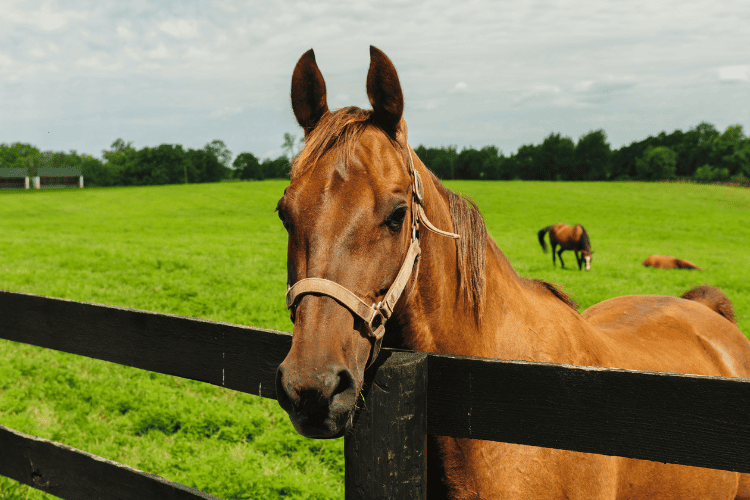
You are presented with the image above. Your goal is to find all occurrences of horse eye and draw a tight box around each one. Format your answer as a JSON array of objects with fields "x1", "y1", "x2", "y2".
[
  {"x1": 386, "y1": 206, "x2": 407, "y2": 231},
  {"x1": 277, "y1": 209, "x2": 289, "y2": 230}
]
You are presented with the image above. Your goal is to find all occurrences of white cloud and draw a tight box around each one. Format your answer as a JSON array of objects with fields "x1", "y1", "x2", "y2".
[
  {"x1": 0, "y1": 0, "x2": 748, "y2": 158},
  {"x1": 160, "y1": 19, "x2": 198, "y2": 38},
  {"x1": 28, "y1": 2, "x2": 88, "y2": 31},
  {"x1": 210, "y1": 106, "x2": 243, "y2": 118},
  {"x1": 718, "y1": 65, "x2": 750, "y2": 82},
  {"x1": 147, "y1": 43, "x2": 170, "y2": 60},
  {"x1": 572, "y1": 80, "x2": 594, "y2": 93},
  {"x1": 117, "y1": 22, "x2": 135, "y2": 40}
]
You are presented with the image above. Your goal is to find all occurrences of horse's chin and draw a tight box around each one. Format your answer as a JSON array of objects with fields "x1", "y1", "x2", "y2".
[{"x1": 289, "y1": 411, "x2": 352, "y2": 439}]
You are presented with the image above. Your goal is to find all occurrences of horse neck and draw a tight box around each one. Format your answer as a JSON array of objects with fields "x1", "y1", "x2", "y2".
[{"x1": 394, "y1": 162, "x2": 594, "y2": 362}]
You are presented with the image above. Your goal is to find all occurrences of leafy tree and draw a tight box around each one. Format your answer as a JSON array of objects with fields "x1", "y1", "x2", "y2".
[
  {"x1": 102, "y1": 139, "x2": 136, "y2": 184},
  {"x1": 498, "y1": 153, "x2": 519, "y2": 180},
  {"x1": 281, "y1": 133, "x2": 304, "y2": 163},
  {"x1": 79, "y1": 154, "x2": 112, "y2": 186},
  {"x1": 204, "y1": 140, "x2": 233, "y2": 170},
  {"x1": 134, "y1": 145, "x2": 186, "y2": 185},
  {"x1": 431, "y1": 146, "x2": 457, "y2": 180},
  {"x1": 414, "y1": 146, "x2": 447, "y2": 179},
  {"x1": 479, "y1": 145, "x2": 505, "y2": 180},
  {"x1": 693, "y1": 164, "x2": 729, "y2": 182},
  {"x1": 534, "y1": 133, "x2": 575, "y2": 180},
  {"x1": 184, "y1": 149, "x2": 226, "y2": 183},
  {"x1": 261, "y1": 156, "x2": 290, "y2": 179},
  {"x1": 233, "y1": 152, "x2": 263, "y2": 180},
  {"x1": 0, "y1": 143, "x2": 42, "y2": 175},
  {"x1": 635, "y1": 146, "x2": 677, "y2": 180},
  {"x1": 680, "y1": 122, "x2": 719, "y2": 176},
  {"x1": 714, "y1": 125, "x2": 750, "y2": 176},
  {"x1": 513, "y1": 143, "x2": 539, "y2": 180},
  {"x1": 455, "y1": 148, "x2": 483, "y2": 180},
  {"x1": 575, "y1": 130, "x2": 611, "y2": 180}
]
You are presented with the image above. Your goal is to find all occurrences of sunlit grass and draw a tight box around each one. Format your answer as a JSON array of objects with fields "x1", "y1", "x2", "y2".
[{"x1": 1, "y1": 180, "x2": 748, "y2": 498}]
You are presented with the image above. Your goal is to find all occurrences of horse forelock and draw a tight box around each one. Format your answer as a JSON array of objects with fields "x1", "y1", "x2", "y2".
[{"x1": 290, "y1": 106, "x2": 400, "y2": 181}]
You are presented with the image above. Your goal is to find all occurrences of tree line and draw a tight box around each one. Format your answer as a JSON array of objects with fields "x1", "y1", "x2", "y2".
[
  {"x1": 1, "y1": 122, "x2": 748, "y2": 187},
  {"x1": 0, "y1": 139, "x2": 292, "y2": 187},
  {"x1": 415, "y1": 122, "x2": 749, "y2": 182}
]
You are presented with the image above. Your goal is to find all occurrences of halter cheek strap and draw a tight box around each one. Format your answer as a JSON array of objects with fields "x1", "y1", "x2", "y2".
[{"x1": 285, "y1": 145, "x2": 458, "y2": 369}]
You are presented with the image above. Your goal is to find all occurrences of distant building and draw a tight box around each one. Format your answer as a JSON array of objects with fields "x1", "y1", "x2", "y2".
[
  {"x1": 0, "y1": 168, "x2": 29, "y2": 189},
  {"x1": 34, "y1": 167, "x2": 84, "y2": 189}
]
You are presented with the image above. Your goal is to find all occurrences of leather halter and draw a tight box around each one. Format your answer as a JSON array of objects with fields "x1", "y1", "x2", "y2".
[{"x1": 285, "y1": 145, "x2": 460, "y2": 369}]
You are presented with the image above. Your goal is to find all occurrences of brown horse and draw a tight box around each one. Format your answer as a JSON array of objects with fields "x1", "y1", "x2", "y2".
[
  {"x1": 643, "y1": 254, "x2": 702, "y2": 270},
  {"x1": 275, "y1": 46, "x2": 750, "y2": 500},
  {"x1": 539, "y1": 222, "x2": 592, "y2": 270}
]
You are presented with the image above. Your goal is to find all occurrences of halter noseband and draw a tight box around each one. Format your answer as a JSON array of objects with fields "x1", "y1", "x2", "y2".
[{"x1": 285, "y1": 145, "x2": 460, "y2": 369}]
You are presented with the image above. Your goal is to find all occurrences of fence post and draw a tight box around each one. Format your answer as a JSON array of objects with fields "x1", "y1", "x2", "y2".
[{"x1": 345, "y1": 350, "x2": 427, "y2": 500}]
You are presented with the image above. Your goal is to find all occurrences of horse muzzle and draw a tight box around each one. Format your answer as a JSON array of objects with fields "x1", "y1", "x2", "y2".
[{"x1": 275, "y1": 359, "x2": 358, "y2": 438}]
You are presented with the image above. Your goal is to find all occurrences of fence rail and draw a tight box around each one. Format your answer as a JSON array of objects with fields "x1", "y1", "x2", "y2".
[
  {"x1": 0, "y1": 423, "x2": 220, "y2": 500},
  {"x1": 1, "y1": 289, "x2": 750, "y2": 499}
]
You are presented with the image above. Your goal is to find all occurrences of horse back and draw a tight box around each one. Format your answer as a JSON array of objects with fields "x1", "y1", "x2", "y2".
[{"x1": 581, "y1": 294, "x2": 750, "y2": 378}]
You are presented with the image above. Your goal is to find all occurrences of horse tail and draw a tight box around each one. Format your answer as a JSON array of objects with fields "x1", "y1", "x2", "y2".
[
  {"x1": 538, "y1": 226, "x2": 552, "y2": 253},
  {"x1": 680, "y1": 285, "x2": 735, "y2": 324}
]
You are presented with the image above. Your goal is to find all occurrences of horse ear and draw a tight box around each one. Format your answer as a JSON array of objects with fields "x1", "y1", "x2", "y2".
[
  {"x1": 291, "y1": 49, "x2": 329, "y2": 137},
  {"x1": 366, "y1": 46, "x2": 404, "y2": 137}
]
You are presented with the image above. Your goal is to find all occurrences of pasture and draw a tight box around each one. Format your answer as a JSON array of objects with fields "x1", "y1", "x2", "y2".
[{"x1": 0, "y1": 180, "x2": 748, "y2": 499}]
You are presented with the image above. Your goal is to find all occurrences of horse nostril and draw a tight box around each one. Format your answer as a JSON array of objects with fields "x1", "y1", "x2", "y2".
[{"x1": 333, "y1": 367, "x2": 354, "y2": 398}]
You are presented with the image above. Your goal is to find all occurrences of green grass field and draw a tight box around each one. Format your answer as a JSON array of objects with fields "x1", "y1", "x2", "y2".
[{"x1": 1, "y1": 180, "x2": 748, "y2": 499}]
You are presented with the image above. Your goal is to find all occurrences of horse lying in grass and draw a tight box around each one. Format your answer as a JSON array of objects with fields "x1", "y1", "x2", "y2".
[
  {"x1": 275, "y1": 46, "x2": 750, "y2": 500},
  {"x1": 643, "y1": 254, "x2": 702, "y2": 270},
  {"x1": 538, "y1": 223, "x2": 593, "y2": 270}
]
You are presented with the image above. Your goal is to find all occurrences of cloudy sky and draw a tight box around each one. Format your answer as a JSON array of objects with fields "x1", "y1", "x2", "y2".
[{"x1": 1, "y1": 0, "x2": 748, "y2": 162}]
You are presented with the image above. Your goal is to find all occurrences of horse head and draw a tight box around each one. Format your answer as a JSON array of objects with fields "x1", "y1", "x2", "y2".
[
  {"x1": 275, "y1": 46, "x2": 419, "y2": 438},
  {"x1": 582, "y1": 248, "x2": 592, "y2": 271}
]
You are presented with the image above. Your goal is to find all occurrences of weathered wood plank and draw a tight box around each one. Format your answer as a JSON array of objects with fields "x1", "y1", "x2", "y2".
[
  {"x1": 0, "y1": 289, "x2": 291, "y2": 399},
  {"x1": 3, "y1": 290, "x2": 750, "y2": 473},
  {"x1": 0, "y1": 423, "x2": 222, "y2": 500},
  {"x1": 345, "y1": 350, "x2": 428, "y2": 500},
  {"x1": 426, "y1": 353, "x2": 750, "y2": 473}
]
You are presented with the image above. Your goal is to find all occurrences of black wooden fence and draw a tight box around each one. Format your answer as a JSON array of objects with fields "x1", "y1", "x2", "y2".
[{"x1": 1, "y1": 289, "x2": 749, "y2": 499}]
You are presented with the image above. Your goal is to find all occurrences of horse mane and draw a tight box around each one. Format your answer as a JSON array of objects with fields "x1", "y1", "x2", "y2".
[
  {"x1": 579, "y1": 225, "x2": 591, "y2": 251},
  {"x1": 433, "y1": 174, "x2": 579, "y2": 320},
  {"x1": 523, "y1": 278, "x2": 579, "y2": 311},
  {"x1": 290, "y1": 106, "x2": 399, "y2": 181},
  {"x1": 447, "y1": 190, "x2": 487, "y2": 323}
]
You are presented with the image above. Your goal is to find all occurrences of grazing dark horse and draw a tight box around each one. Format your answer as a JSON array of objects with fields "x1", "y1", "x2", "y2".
[
  {"x1": 538, "y1": 222, "x2": 592, "y2": 270},
  {"x1": 643, "y1": 254, "x2": 702, "y2": 270},
  {"x1": 275, "y1": 46, "x2": 750, "y2": 500}
]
